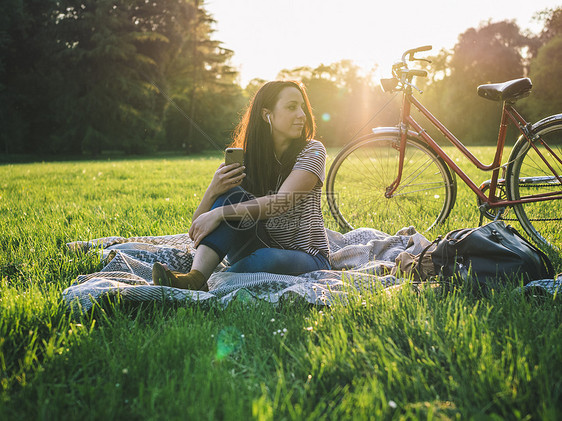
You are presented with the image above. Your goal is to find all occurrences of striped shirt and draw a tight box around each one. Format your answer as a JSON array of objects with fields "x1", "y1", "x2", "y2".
[{"x1": 265, "y1": 140, "x2": 330, "y2": 260}]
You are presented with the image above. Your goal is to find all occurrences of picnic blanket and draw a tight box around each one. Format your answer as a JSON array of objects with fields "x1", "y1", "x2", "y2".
[
  {"x1": 63, "y1": 227, "x2": 561, "y2": 313},
  {"x1": 63, "y1": 227, "x2": 430, "y2": 312}
]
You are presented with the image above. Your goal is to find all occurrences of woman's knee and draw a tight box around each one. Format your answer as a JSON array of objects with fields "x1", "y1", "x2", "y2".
[
  {"x1": 211, "y1": 187, "x2": 252, "y2": 210},
  {"x1": 227, "y1": 248, "x2": 283, "y2": 273}
]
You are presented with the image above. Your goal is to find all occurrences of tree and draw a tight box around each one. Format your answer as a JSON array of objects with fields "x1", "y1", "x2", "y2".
[
  {"x1": 519, "y1": 7, "x2": 562, "y2": 122},
  {"x1": 422, "y1": 20, "x2": 532, "y2": 145},
  {"x1": 525, "y1": 36, "x2": 562, "y2": 120},
  {"x1": 58, "y1": 0, "x2": 171, "y2": 154},
  {"x1": 534, "y1": 6, "x2": 562, "y2": 45},
  {"x1": 0, "y1": 0, "x2": 64, "y2": 154},
  {"x1": 0, "y1": 0, "x2": 243, "y2": 156},
  {"x1": 161, "y1": 1, "x2": 243, "y2": 153}
]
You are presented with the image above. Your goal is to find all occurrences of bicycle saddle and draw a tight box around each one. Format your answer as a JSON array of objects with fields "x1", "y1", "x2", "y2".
[{"x1": 477, "y1": 78, "x2": 532, "y2": 102}]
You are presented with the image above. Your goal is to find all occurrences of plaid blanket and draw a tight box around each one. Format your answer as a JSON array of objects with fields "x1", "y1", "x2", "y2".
[
  {"x1": 63, "y1": 227, "x2": 433, "y2": 312},
  {"x1": 63, "y1": 227, "x2": 560, "y2": 313}
]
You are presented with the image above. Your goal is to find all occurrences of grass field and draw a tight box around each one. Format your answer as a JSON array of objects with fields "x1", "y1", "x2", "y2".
[{"x1": 1, "y1": 148, "x2": 561, "y2": 420}]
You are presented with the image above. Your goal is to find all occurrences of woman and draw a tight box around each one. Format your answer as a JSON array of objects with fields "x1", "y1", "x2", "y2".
[{"x1": 153, "y1": 80, "x2": 331, "y2": 290}]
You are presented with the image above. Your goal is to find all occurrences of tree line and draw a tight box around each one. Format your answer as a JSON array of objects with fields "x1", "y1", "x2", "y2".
[
  {"x1": 0, "y1": 0, "x2": 243, "y2": 155},
  {"x1": 1, "y1": 2, "x2": 561, "y2": 156}
]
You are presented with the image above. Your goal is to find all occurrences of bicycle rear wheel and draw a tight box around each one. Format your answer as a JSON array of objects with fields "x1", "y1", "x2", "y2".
[
  {"x1": 506, "y1": 117, "x2": 562, "y2": 248},
  {"x1": 326, "y1": 133, "x2": 457, "y2": 234}
]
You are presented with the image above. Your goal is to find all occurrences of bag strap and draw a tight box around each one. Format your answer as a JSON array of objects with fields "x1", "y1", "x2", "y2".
[{"x1": 413, "y1": 236, "x2": 441, "y2": 280}]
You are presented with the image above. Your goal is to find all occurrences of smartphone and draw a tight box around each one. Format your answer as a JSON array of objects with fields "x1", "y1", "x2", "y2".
[{"x1": 225, "y1": 147, "x2": 244, "y2": 166}]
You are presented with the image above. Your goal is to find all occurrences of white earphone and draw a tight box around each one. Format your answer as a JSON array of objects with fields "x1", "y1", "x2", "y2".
[{"x1": 266, "y1": 114, "x2": 273, "y2": 135}]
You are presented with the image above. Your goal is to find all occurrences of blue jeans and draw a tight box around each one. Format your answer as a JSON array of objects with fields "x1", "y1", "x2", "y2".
[{"x1": 199, "y1": 187, "x2": 330, "y2": 275}]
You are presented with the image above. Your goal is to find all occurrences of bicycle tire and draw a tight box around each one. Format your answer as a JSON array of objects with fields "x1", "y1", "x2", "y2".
[
  {"x1": 326, "y1": 132, "x2": 457, "y2": 234},
  {"x1": 506, "y1": 115, "x2": 562, "y2": 248}
]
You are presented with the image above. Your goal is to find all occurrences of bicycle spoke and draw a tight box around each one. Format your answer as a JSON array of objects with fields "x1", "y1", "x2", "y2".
[
  {"x1": 395, "y1": 158, "x2": 443, "y2": 196},
  {"x1": 392, "y1": 183, "x2": 450, "y2": 197},
  {"x1": 507, "y1": 120, "x2": 562, "y2": 248},
  {"x1": 327, "y1": 134, "x2": 455, "y2": 233}
]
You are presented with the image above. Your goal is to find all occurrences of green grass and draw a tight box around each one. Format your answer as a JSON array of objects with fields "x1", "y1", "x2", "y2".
[{"x1": 1, "y1": 149, "x2": 561, "y2": 420}]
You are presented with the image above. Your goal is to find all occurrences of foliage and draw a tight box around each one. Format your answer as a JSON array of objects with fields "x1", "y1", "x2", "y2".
[
  {"x1": 277, "y1": 60, "x2": 399, "y2": 146},
  {"x1": 416, "y1": 8, "x2": 562, "y2": 147},
  {"x1": 521, "y1": 7, "x2": 562, "y2": 121},
  {"x1": 1, "y1": 4, "x2": 562, "y2": 156},
  {"x1": 420, "y1": 21, "x2": 532, "y2": 146},
  {"x1": 0, "y1": 0, "x2": 63, "y2": 154},
  {"x1": 57, "y1": 0, "x2": 169, "y2": 155},
  {"x1": 158, "y1": 1, "x2": 244, "y2": 153},
  {"x1": 0, "y1": 0, "x2": 241, "y2": 156},
  {"x1": 525, "y1": 36, "x2": 562, "y2": 121},
  {"x1": 272, "y1": 9, "x2": 562, "y2": 148},
  {"x1": 534, "y1": 6, "x2": 562, "y2": 44},
  {"x1": 0, "y1": 153, "x2": 560, "y2": 419}
]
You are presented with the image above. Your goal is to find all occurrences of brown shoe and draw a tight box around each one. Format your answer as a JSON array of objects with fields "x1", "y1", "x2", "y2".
[
  {"x1": 153, "y1": 262, "x2": 208, "y2": 291},
  {"x1": 152, "y1": 262, "x2": 172, "y2": 287},
  {"x1": 173, "y1": 270, "x2": 208, "y2": 291}
]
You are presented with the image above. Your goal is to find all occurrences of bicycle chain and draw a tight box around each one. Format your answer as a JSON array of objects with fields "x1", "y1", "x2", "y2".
[
  {"x1": 510, "y1": 183, "x2": 562, "y2": 221},
  {"x1": 488, "y1": 182, "x2": 561, "y2": 222},
  {"x1": 498, "y1": 216, "x2": 561, "y2": 221},
  {"x1": 520, "y1": 184, "x2": 560, "y2": 188}
]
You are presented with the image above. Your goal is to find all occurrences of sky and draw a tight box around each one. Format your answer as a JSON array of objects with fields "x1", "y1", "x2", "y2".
[{"x1": 205, "y1": 0, "x2": 560, "y2": 85}]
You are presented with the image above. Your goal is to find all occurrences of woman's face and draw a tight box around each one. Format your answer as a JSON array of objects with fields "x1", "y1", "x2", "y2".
[{"x1": 267, "y1": 87, "x2": 307, "y2": 144}]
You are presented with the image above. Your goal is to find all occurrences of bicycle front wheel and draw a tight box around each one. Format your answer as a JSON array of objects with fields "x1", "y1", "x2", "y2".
[
  {"x1": 326, "y1": 133, "x2": 457, "y2": 234},
  {"x1": 506, "y1": 117, "x2": 562, "y2": 248}
]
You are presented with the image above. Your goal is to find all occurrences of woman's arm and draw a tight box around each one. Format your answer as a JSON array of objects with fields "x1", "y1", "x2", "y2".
[
  {"x1": 189, "y1": 169, "x2": 319, "y2": 246},
  {"x1": 191, "y1": 163, "x2": 245, "y2": 222}
]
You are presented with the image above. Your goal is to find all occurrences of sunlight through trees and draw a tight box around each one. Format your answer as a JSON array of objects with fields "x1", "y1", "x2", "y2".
[{"x1": 0, "y1": 2, "x2": 560, "y2": 155}]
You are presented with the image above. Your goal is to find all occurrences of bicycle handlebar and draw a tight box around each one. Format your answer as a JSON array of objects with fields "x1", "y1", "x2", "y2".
[
  {"x1": 381, "y1": 46, "x2": 432, "y2": 92},
  {"x1": 408, "y1": 69, "x2": 428, "y2": 77},
  {"x1": 401, "y1": 45, "x2": 432, "y2": 63}
]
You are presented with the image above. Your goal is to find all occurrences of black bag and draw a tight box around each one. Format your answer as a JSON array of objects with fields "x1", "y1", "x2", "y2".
[{"x1": 431, "y1": 221, "x2": 554, "y2": 292}]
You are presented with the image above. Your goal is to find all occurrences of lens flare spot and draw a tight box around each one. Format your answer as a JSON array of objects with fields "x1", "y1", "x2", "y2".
[
  {"x1": 215, "y1": 327, "x2": 243, "y2": 361},
  {"x1": 321, "y1": 113, "x2": 331, "y2": 122}
]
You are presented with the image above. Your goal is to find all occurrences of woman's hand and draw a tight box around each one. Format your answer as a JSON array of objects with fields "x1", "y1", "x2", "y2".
[
  {"x1": 189, "y1": 209, "x2": 222, "y2": 247},
  {"x1": 190, "y1": 163, "x2": 246, "y2": 224},
  {"x1": 207, "y1": 163, "x2": 246, "y2": 198}
]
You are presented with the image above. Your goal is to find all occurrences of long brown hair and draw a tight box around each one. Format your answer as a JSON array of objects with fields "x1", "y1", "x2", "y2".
[{"x1": 230, "y1": 80, "x2": 316, "y2": 197}]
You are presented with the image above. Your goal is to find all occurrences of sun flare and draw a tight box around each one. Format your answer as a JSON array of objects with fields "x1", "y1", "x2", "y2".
[{"x1": 206, "y1": 0, "x2": 554, "y2": 85}]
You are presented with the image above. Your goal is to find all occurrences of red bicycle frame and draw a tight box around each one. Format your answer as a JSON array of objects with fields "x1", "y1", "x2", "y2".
[{"x1": 386, "y1": 91, "x2": 562, "y2": 208}]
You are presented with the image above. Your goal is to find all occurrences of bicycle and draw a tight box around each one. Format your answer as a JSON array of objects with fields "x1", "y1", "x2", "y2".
[{"x1": 326, "y1": 45, "x2": 562, "y2": 248}]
